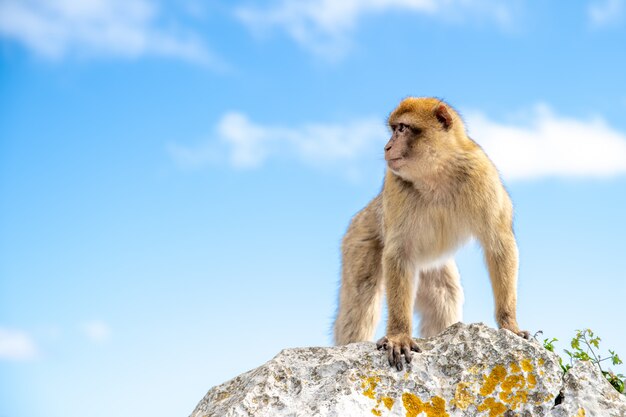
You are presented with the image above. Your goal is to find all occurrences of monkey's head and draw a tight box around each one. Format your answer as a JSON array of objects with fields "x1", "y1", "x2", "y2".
[{"x1": 385, "y1": 97, "x2": 470, "y2": 182}]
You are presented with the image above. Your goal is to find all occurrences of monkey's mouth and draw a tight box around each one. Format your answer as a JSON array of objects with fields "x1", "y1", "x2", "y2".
[{"x1": 387, "y1": 157, "x2": 404, "y2": 169}]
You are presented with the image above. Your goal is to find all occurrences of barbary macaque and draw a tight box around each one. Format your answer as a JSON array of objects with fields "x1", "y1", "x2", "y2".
[{"x1": 333, "y1": 97, "x2": 528, "y2": 370}]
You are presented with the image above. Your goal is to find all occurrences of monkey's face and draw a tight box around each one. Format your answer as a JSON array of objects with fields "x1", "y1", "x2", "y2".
[
  {"x1": 384, "y1": 121, "x2": 421, "y2": 172},
  {"x1": 385, "y1": 97, "x2": 461, "y2": 181}
]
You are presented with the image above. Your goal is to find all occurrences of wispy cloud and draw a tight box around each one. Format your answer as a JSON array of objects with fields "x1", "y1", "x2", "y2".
[
  {"x1": 236, "y1": 0, "x2": 520, "y2": 57},
  {"x1": 0, "y1": 0, "x2": 221, "y2": 66},
  {"x1": 0, "y1": 328, "x2": 38, "y2": 361},
  {"x1": 588, "y1": 0, "x2": 625, "y2": 27},
  {"x1": 169, "y1": 112, "x2": 388, "y2": 178},
  {"x1": 81, "y1": 320, "x2": 112, "y2": 343},
  {"x1": 467, "y1": 104, "x2": 626, "y2": 180},
  {"x1": 170, "y1": 105, "x2": 626, "y2": 181}
]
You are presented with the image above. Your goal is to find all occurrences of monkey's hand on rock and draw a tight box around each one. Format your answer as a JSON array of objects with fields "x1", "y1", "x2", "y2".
[
  {"x1": 501, "y1": 324, "x2": 531, "y2": 340},
  {"x1": 376, "y1": 334, "x2": 420, "y2": 371}
]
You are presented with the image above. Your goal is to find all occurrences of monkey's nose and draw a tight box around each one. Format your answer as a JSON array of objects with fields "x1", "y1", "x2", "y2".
[{"x1": 385, "y1": 143, "x2": 392, "y2": 151}]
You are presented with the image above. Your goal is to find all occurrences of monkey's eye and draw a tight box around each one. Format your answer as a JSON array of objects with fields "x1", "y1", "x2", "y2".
[{"x1": 397, "y1": 124, "x2": 406, "y2": 133}]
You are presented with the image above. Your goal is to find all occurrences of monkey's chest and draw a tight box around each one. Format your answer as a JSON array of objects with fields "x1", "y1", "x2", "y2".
[{"x1": 405, "y1": 209, "x2": 471, "y2": 268}]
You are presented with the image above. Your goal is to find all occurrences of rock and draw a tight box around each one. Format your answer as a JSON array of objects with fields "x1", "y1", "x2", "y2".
[
  {"x1": 549, "y1": 360, "x2": 626, "y2": 417},
  {"x1": 190, "y1": 323, "x2": 626, "y2": 417}
]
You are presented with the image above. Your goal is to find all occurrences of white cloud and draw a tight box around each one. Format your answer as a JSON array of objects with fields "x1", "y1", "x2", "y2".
[
  {"x1": 81, "y1": 321, "x2": 112, "y2": 343},
  {"x1": 589, "y1": 0, "x2": 625, "y2": 27},
  {"x1": 0, "y1": 0, "x2": 220, "y2": 66},
  {"x1": 169, "y1": 112, "x2": 388, "y2": 176},
  {"x1": 236, "y1": 0, "x2": 519, "y2": 57},
  {"x1": 171, "y1": 105, "x2": 626, "y2": 182},
  {"x1": 466, "y1": 104, "x2": 626, "y2": 180},
  {"x1": 0, "y1": 328, "x2": 38, "y2": 361}
]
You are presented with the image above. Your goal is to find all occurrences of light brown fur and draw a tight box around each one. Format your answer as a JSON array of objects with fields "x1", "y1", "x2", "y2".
[{"x1": 333, "y1": 97, "x2": 527, "y2": 369}]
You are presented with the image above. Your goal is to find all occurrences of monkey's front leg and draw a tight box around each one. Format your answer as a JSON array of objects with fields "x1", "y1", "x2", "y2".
[
  {"x1": 483, "y1": 228, "x2": 530, "y2": 340},
  {"x1": 376, "y1": 250, "x2": 420, "y2": 370}
]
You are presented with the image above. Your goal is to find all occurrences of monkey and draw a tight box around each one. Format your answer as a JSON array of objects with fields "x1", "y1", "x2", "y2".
[{"x1": 333, "y1": 97, "x2": 529, "y2": 370}]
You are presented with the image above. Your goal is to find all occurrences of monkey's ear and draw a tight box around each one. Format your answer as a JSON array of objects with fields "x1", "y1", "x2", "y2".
[{"x1": 434, "y1": 104, "x2": 453, "y2": 130}]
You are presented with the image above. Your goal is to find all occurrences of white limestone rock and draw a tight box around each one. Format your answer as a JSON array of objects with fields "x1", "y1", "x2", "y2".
[
  {"x1": 548, "y1": 360, "x2": 626, "y2": 417},
  {"x1": 190, "y1": 322, "x2": 626, "y2": 417}
]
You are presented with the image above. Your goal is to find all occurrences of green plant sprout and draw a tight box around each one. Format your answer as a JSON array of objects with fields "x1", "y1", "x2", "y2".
[{"x1": 541, "y1": 329, "x2": 624, "y2": 394}]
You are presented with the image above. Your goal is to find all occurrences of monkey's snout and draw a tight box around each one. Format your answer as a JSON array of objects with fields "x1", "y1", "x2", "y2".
[{"x1": 384, "y1": 146, "x2": 400, "y2": 160}]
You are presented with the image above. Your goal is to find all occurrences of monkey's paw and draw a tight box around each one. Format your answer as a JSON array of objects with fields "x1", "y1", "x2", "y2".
[
  {"x1": 376, "y1": 334, "x2": 420, "y2": 371},
  {"x1": 502, "y1": 325, "x2": 531, "y2": 340}
]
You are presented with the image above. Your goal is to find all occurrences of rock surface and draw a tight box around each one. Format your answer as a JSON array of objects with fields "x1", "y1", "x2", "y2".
[{"x1": 190, "y1": 323, "x2": 626, "y2": 417}]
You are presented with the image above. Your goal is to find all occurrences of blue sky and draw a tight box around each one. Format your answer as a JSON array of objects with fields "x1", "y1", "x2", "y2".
[{"x1": 1, "y1": 1, "x2": 626, "y2": 416}]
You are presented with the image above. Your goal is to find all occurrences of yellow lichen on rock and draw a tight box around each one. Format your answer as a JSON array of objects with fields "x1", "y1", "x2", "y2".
[
  {"x1": 576, "y1": 408, "x2": 586, "y2": 417},
  {"x1": 428, "y1": 397, "x2": 448, "y2": 417},
  {"x1": 215, "y1": 391, "x2": 231, "y2": 402},
  {"x1": 501, "y1": 373, "x2": 525, "y2": 392},
  {"x1": 360, "y1": 375, "x2": 394, "y2": 416},
  {"x1": 467, "y1": 365, "x2": 483, "y2": 375},
  {"x1": 474, "y1": 359, "x2": 544, "y2": 413},
  {"x1": 499, "y1": 389, "x2": 528, "y2": 410},
  {"x1": 451, "y1": 382, "x2": 474, "y2": 410},
  {"x1": 510, "y1": 362, "x2": 521, "y2": 374},
  {"x1": 537, "y1": 357, "x2": 546, "y2": 376},
  {"x1": 521, "y1": 358, "x2": 533, "y2": 373},
  {"x1": 381, "y1": 397, "x2": 394, "y2": 410},
  {"x1": 499, "y1": 370, "x2": 528, "y2": 409},
  {"x1": 479, "y1": 365, "x2": 507, "y2": 396},
  {"x1": 371, "y1": 396, "x2": 395, "y2": 415},
  {"x1": 402, "y1": 393, "x2": 423, "y2": 417},
  {"x1": 362, "y1": 358, "x2": 543, "y2": 417},
  {"x1": 476, "y1": 397, "x2": 507, "y2": 417},
  {"x1": 361, "y1": 375, "x2": 381, "y2": 400},
  {"x1": 402, "y1": 393, "x2": 449, "y2": 417}
]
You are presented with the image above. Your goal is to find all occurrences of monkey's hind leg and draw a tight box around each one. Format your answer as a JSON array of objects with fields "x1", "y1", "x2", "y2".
[
  {"x1": 333, "y1": 223, "x2": 384, "y2": 345},
  {"x1": 415, "y1": 260, "x2": 464, "y2": 338}
]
